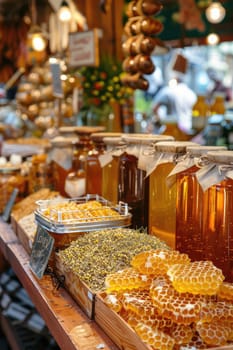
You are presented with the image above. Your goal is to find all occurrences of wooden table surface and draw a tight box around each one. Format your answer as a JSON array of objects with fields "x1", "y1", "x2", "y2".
[{"x1": 0, "y1": 219, "x2": 118, "y2": 350}]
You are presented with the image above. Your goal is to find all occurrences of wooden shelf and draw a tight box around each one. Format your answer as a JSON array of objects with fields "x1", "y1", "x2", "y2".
[{"x1": 0, "y1": 219, "x2": 118, "y2": 350}]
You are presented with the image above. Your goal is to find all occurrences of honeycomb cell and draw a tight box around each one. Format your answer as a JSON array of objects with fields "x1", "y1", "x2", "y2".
[
  {"x1": 131, "y1": 249, "x2": 190, "y2": 275},
  {"x1": 169, "y1": 324, "x2": 194, "y2": 345},
  {"x1": 167, "y1": 261, "x2": 224, "y2": 295},
  {"x1": 105, "y1": 267, "x2": 153, "y2": 293},
  {"x1": 179, "y1": 331, "x2": 208, "y2": 349},
  {"x1": 134, "y1": 323, "x2": 175, "y2": 350},
  {"x1": 196, "y1": 320, "x2": 230, "y2": 346},
  {"x1": 150, "y1": 276, "x2": 207, "y2": 325}
]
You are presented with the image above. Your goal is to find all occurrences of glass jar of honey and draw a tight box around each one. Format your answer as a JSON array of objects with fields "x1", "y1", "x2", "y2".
[
  {"x1": 0, "y1": 165, "x2": 26, "y2": 213},
  {"x1": 196, "y1": 150, "x2": 233, "y2": 282},
  {"x1": 100, "y1": 135, "x2": 124, "y2": 204},
  {"x1": 118, "y1": 134, "x2": 174, "y2": 229},
  {"x1": 175, "y1": 145, "x2": 226, "y2": 261},
  {"x1": 28, "y1": 153, "x2": 53, "y2": 194},
  {"x1": 85, "y1": 133, "x2": 113, "y2": 195},
  {"x1": 48, "y1": 136, "x2": 79, "y2": 197},
  {"x1": 148, "y1": 141, "x2": 197, "y2": 249}
]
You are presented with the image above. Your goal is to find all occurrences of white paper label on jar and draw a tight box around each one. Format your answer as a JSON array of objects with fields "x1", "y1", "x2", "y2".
[
  {"x1": 126, "y1": 145, "x2": 140, "y2": 158},
  {"x1": 138, "y1": 145, "x2": 153, "y2": 171},
  {"x1": 98, "y1": 152, "x2": 113, "y2": 168},
  {"x1": 112, "y1": 148, "x2": 125, "y2": 157},
  {"x1": 48, "y1": 147, "x2": 73, "y2": 170},
  {"x1": 196, "y1": 164, "x2": 225, "y2": 192},
  {"x1": 166, "y1": 157, "x2": 195, "y2": 188},
  {"x1": 65, "y1": 177, "x2": 86, "y2": 197},
  {"x1": 146, "y1": 152, "x2": 174, "y2": 177}
]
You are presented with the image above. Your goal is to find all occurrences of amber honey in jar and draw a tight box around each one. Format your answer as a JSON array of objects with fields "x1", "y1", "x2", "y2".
[
  {"x1": 48, "y1": 136, "x2": 79, "y2": 197},
  {"x1": 175, "y1": 145, "x2": 226, "y2": 261},
  {"x1": 118, "y1": 134, "x2": 174, "y2": 229},
  {"x1": 100, "y1": 134, "x2": 123, "y2": 204},
  {"x1": 28, "y1": 153, "x2": 53, "y2": 194},
  {"x1": 85, "y1": 133, "x2": 112, "y2": 195},
  {"x1": 148, "y1": 141, "x2": 197, "y2": 249},
  {"x1": 196, "y1": 150, "x2": 233, "y2": 281},
  {"x1": 0, "y1": 165, "x2": 26, "y2": 213}
]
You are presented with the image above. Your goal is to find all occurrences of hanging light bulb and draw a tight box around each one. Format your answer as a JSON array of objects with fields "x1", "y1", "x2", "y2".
[
  {"x1": 28, "y1": 25, "x2": 47, "y2": 51},
  {"x1": 58, "y1": 0, "x2": 72, "y2": 22},
  {"x1": 207, "y1": 33, "x2": 220, "y2": 45},
  {"x1": 205, "y1": 1, "x2": 226, "y2": 24}
]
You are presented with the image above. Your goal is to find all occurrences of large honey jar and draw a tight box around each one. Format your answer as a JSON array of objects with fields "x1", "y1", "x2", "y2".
[
  {"x1": 0, "y1": 165, "x2": 26, "y2": 213},
  {"x1": 175, "y1": 145, "x2": 226, "y2": 261},
  {"x1": 48, "y1": 136, "x2": 79, "y2": 197},
  {"x1": 148, "y1": 141, "x2": 196, "y2": 248},
  {"x1": 118, "y1": 134, "x2": 174, "y2": 229},
  {"x1": 100, "y1": 135, "x2": 123, "y2": 204},
  {"x1": 196, "y1": 150, "x2": 233, "y2": 281},
  {"x1": 86, "y1": 133, "x2": 118, "y2": 195},
  {"x1": 28, "y1": 153, "x2": 53, "y2": 194}
]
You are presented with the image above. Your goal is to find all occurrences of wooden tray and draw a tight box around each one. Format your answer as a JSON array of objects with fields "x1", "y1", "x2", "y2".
[{"x1": 95, "y1": 292, "x2": 233, "y2": 350}]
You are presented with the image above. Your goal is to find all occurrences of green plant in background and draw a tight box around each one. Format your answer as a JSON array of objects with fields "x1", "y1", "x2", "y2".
[
  {"x1": 79, "y1": 55, "x2": 132, "y2": 108},
  {"x1": 77, "y1": 55, "x2": 133, "y2": 126}
]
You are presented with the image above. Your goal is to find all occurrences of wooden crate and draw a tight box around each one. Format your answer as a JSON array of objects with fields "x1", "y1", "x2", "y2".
[
  {"x1": 55, "y1": 257, "x2": 95, "y2": 319},
  {"x1": 95, "y1": 292, "x2": 152, "y2": 350},
  {"x1": 95, "y1": 292, "x2": 233, "y2": 350},
  {"x1": 10, "y1": 214, "x2": 35, "y2": 255}
]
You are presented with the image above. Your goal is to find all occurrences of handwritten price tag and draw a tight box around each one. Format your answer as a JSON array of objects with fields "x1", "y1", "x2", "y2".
[{"x1": 30, "y1": 226, "x2": 54, "y2": 279}]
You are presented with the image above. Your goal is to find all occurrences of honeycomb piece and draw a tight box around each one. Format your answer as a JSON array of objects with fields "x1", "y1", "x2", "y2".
[
  {"x1": 105, "y1": 267, "x2": 153, "y2": 293},
  {"x1": 150, "y1": 276, "x2": 207, "y2": 325},
  {"x1": 122, "y1": 290, "x2": 174, "y2": 330},
  {"x1": 200, "y1": 300, "x2": 233, "y2": 323},
  {"x1": 167, "y1": 261, "x2": 224, "y2": 295},
  {"x1": 103, "y1": 293, "x2": 123, "y2": 313},
  {"x1": 42, "y1": 200, "x2": 121, "y2": 222},
  {"x1": 196, "y1": 320, "x2": 230, "y2": 346},
  {"x1": 169, "y1": 324, "x2": 194, "y2": 345},
  {"x1": 127, "y1": 311, "x2": 173, "y2": 331},
  {"x1": 122, "y1": 289, "x2": 157, "y2": 317},
  {"x1": 134, "y1": 323, "x2": 175, "y2": 350},
  {"x1": 131, "y1": 249, "x2": 190, "y2": 275},
  {"x1": 217, "y1": 282, "x2": 233, "y2": 301}
]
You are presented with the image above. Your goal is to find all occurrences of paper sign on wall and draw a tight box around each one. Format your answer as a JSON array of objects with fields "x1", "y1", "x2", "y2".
[{"x1": 68, "y1": 29, "x2": 99, "y2": 68}]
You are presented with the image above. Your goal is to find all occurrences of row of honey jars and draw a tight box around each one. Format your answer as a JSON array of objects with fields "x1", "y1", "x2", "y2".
[
  {"x1": 175, "y1": 148, "x2": 233, "y2": 282},
  {"x1": 99, "y1": 134, "x2": 174, "y2": 229},
  {"x1": 148, "y1": 141, "x2": 197, "y2": 249}
]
